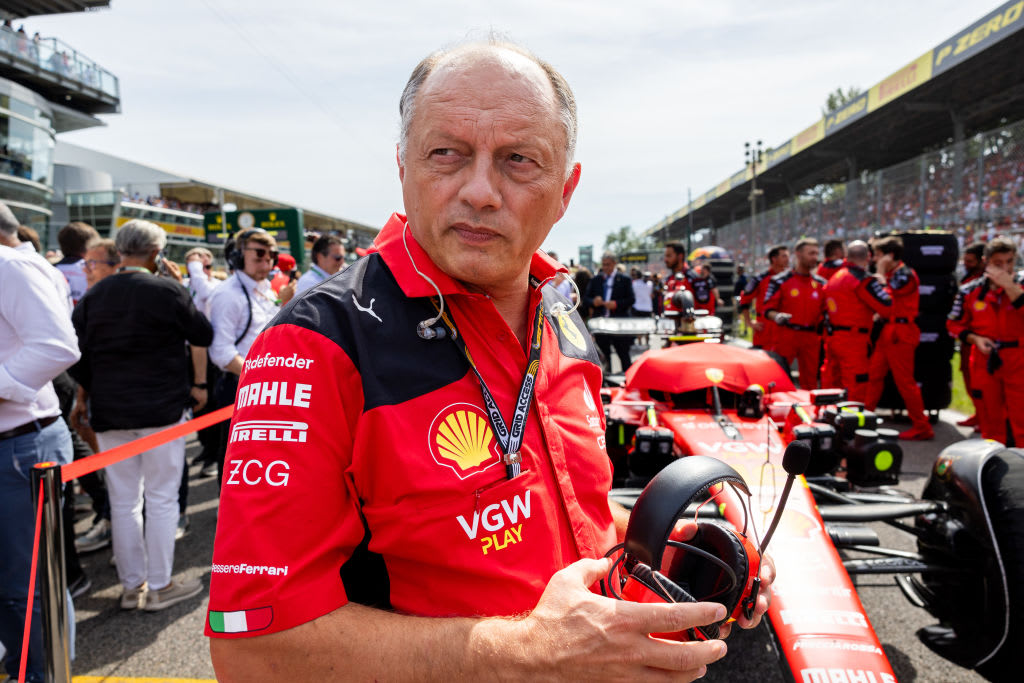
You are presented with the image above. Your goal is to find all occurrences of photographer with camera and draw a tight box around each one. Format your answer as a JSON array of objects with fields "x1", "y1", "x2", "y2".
[{"x1": 207, "y1": 40, "x2": 773, "y2": 682}]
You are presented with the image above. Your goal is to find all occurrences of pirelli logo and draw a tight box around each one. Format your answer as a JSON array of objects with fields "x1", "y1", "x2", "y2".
[{"x1": 230, "y1": 419, "x2": 308, "y2": 444}]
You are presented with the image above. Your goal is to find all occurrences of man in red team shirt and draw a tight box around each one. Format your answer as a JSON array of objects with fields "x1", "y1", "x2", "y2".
[
  {"x1": 208, "y1": 41, "x2": 773, "y2": 681},
  {"x1": 955, "y1": 242, "x2": 986, "y2": 428},
  {"x1": 863, "y1": 236, "x2": 933, "y2": 441},
  {"x1": 763, "y1": 238, "x2": 826, "y2": 389},
  {"x1": 821, "y1": 241, "x2": 892, "y2": 403},
  {"x1": 947, "y1": 237, "x2": 1024, "y2": 445},
  {"x1": 739, "y1": 244, "x2": 789, "y2": 350},
  {"x1": 816, "y1": 239, "x2": 845, "y2": 282}
]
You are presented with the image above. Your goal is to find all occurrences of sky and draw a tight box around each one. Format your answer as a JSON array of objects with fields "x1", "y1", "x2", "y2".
[{"x1": 24, "y1": 0, "x2": 1004, "y2": 263}]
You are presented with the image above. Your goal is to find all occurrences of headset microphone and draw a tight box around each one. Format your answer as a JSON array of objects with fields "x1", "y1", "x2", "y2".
[{"x1": 758, "y1": 440, "x2": 811, "y2": 556}]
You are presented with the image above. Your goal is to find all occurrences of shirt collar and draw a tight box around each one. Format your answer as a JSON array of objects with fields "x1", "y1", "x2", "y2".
[
  {"x1": 236, "y1": 269, "x2": 271, "y2": 293},
  {"x1": 373, "y1": 212, "x2": 565, "y2": 298}
]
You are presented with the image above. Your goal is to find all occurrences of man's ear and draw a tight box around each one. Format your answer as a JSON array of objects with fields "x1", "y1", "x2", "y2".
[
  {"x1": 397, "y1": 144, "x2": 405, "y2": 183},
  {"x1": 554, "y1": 163, "x2": 582, "y2": 222}
]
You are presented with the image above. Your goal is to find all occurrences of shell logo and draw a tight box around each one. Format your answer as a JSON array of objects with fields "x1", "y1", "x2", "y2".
[
  {"x1": 790, "y1": 288, "x2": 800, "y2": 297},
  {"x1": 973, "y1": 300, "x2": 987, "y2": 311},
  {"x1": 427, "y1": 403, "x2": 502, "y2": 479},
  {"x1": 826, "y1": 298, "x2": 838, "y2": 313},
  {"x1": 705, "y1": 368, "x2": 725, "y2": 384}
]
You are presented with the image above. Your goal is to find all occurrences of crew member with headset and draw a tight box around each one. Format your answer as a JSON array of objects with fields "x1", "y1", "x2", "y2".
[
  {"x1": 821, "y1": 240, "x2": 892, "y2": 403},
  {"x1": 762, "y1": 238, "x2": 826, "y2": 389},
  {"x1": 947, "y1": 236, "x2": 1024, "y2": 446},
  {"x1": 738, "y1": 244, "x2": 789, "y2": 351},
  {"x1": 863, "y1": 236, "x2": 933, "y2": 441},
  {"x1": 207, "y1": 229, "x2": 296, "y2": 482}
]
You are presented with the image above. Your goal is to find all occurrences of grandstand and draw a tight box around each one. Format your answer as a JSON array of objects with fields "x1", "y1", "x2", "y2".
[{"x1": 645, "y1": 0, "x2": 1024, "y2": 267}]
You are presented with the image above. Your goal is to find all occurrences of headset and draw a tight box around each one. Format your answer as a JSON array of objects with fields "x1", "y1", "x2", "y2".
[
  {"x1": 225, "y1": 228, "x2": 278, "y2": 272},
  {"x1": 603, "y1": 444, "x2": 810, "y2": 641}
]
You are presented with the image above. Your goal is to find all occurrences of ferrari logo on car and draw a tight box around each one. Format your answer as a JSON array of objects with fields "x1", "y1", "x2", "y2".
[
  {"x1": 705, "y1": 368, "x2": 725, "y2": 384},
  {"x1": 428, "y1": 403, "x2": 502, "y2": 479}
]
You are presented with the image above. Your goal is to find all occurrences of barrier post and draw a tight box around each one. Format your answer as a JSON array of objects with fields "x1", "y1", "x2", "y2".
[{"x1": 30, "y1": 462, "x2": 71, "y2": 683}]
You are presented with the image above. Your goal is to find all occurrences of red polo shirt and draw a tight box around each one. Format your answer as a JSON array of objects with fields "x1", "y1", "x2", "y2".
[{"x1": 207, "y1": 213, "x2": 616, "y2": 638}]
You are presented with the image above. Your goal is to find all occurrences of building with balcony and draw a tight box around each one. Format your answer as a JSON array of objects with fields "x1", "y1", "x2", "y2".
[{"x1": 0, "y1": 1, "x2": 117, "y2": 237}]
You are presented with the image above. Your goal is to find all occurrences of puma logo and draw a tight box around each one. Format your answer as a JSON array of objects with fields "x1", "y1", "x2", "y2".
[{"x1": 352, "y1": 295, "x2": 383, "y2": 324}]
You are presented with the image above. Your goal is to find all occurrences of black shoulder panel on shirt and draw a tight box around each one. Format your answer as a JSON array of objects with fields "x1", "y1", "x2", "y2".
[
  {"x1": 889, "y1": 265, "x2": 911, "y2": 291},
  {"x1": 270, "y1": 254, "x2": 468, "y2": 412},
  {"x1": 811, "y1": 273, "x2": 827, "y2": 287},
  {"x1": 764, "y1": 269, "x2": 790, "y2": 299},
  {"x1": 339, "y1": 525, "x2": 391, "y2": 610},
  {"x1": 541, "y1": 284, "x2": 602, "y2": 365}
]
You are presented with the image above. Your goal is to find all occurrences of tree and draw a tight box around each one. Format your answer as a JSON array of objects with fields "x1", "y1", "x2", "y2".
[
  {"x1": 822, "y1": 86, "x2": 863, "y2": 116},
  {"x1": 602, "y1": 225, "x2": 649, "y2": 255}
]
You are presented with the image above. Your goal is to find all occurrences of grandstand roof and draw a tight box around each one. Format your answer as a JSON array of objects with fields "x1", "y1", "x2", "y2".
[
  {"x1": 1, "y1": 1, "x2": 109, "y2": 19},
  {"x1": 647, "y1": 0, "x2": 1024, "y2": 242}
]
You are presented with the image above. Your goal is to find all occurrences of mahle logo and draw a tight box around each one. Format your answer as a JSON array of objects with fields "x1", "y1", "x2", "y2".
[{"x1": 428, "y1": 403, "x2": 502, "y2": 479}]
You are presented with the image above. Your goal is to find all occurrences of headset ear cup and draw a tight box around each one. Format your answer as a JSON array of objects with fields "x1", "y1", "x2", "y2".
[
  {"x1": 663, "y1": 522, "x2": 750, "y2": 617},
  {"x1": 629, "y1": 563, "x2": 698, "y2": 604}
]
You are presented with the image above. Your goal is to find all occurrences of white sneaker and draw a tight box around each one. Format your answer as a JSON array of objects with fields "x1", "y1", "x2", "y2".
[
  {"x1": 143, "y1": 578, "x2": 203, "y2": 612},
  {"x1": 120, "y1": 582, "x2": 147, "y2": 610},
  {"x1": 75, "y1": 518, "x2": 111, "y2": 553}
]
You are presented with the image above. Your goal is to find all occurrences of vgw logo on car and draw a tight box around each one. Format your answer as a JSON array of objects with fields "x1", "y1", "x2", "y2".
[{"x1": 455, "y1": 489, "x2": 532, "y2": 555}]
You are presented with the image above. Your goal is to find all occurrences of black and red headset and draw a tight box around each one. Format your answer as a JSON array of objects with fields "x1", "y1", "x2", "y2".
[{"x1": 602, "y1": 444, "x2": 810, "y2": 641}]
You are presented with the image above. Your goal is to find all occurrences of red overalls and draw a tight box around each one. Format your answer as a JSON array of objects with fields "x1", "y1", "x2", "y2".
[
  {"x1": 864, "y1": 263, "x2": 930, "y2": 432},
  {"x1": 738, "y1": 267, "x2": 783, "y2": 350},
  {"x1": 947, "y1": 273, "x2": 1024, "y2": 444},
  {"x1": 822, "y1": 262, "x2": 892, "y2": 403},
  {"x1": 763, "y1": 269, "x2": 826, "y2": 389}
]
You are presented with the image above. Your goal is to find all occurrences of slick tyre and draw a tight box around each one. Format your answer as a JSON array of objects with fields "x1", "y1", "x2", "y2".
[{"x1": 975, "y1": 450, "x2": 1024, "y2": 682}]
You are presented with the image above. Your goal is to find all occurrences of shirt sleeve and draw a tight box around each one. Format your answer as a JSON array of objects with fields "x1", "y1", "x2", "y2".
[
  {"x1": 858, "y1": 277, "x2": 893, "y2": 315},
  {"x1": 947, "y1": 284, "x2": 974, "y2": 342},
  {"x1": 0, "y1": 259, "x2": 80, "y2": 402},
  {"x1": 186, "y1": 261, "x2": 215, "y2": 309},
  {"x1": 206, "y1": 322, "x2": 366, "y2": 638},
  {"x1": 762, "y1": 275, "x2": 784, "y2": 314},
  {"x1": 176, "y1": 285, "x2": 214, "y2": 348},
  {"x1": 209, "y1": 284, "x2": 247, "y2": 370}
]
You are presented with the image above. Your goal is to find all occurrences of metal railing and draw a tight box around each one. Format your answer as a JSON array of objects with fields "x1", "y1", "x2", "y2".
[
  {"x1": 713, "y1": 118, "x2": 1024, "y2": 266},
  {"x1": 0, "y1": 26, "x2": 119, "y2": 100}
]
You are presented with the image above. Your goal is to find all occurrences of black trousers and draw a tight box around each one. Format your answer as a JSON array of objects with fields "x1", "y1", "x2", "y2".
[
  {"x1": 211, "y1": 372, "x2": 240, "y2": 489},
  {"x1": 595, "y1": 334, "x2": 633, "y2": 373}
]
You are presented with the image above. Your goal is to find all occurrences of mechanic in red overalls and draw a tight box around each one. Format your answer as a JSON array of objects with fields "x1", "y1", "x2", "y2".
[
  {"x1": 955, "y1": 242, "x2": 986, "y2": 429},
  {"x1": 863, "y1": 236, "x2": 934, "y2": 440},
  {"x1": 738, "y1": 244, "x2": 789, "y2": 350},
  {"x1": 821, "y1": 241, "x2": 892, "y2": 403},
  {"x1": 947, "y1": 236, "x2": 1024, "y2": 445},
  {"x1": 682, "y1": 261, "x2": 721, "y2": 315},
  {"x1": 662, "y1": 241, "x2": 690, "y2": 310},
  {"x1": 763, "y1": 238, "x2": 826, "y2": 389},
  {"x1": 816, "y1": 239, "x2": 845, "y2": 282}
]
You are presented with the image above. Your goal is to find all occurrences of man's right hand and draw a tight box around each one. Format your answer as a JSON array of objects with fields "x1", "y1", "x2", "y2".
[
  {"x1": 592, "y1": 296, "x2": 604, "y2": 307},
  {"x1": 509, "y1": 557, "x2": 728, "y2": 680},
  {"x1": 972, "y1": 335, "x2": 995, "y2": 355},
  {"x1": 751, "y1": 321, "x2": 765, "y2": 332}
]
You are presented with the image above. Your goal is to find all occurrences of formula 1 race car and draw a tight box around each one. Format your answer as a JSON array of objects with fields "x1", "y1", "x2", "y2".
[{"x1": 602, "y1": 341, "x2": 1024, "y2": 682}]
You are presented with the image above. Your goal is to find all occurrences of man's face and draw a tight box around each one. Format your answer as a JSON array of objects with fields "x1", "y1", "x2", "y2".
[
  {"x1": 398, "y1": 50, "x2": 580, "y2": 293},
  {"x1": 663, "y1": 247, "x2": 684, "y2": 272},
  {"x1": 989, "y1": 250, "x2": 1015, "y2": 275},
  {"x1": 317, "y1": 244, "x2": 345, "y2": 275},
  {"x1": 796, "y1": 245, "x2": 819, "y2": 272},
  {"x1": 83, "y1": 246, "x2": 118, "y2": 287},
  {"x1": 963, "y1": 253, "x2": 982, "y2": 274},
  {"x1": 771, "y1": 249, "x2": 790, "y2": 271},
  {"x1": 875, "y1": 251, "x2": 896, "y2": 274},
  {"x1": 242, "y1": 240, "x2": 276, "y2": 281},
  {"x1": 601, "y1": 257, "x2": 616, "y2": 276}
]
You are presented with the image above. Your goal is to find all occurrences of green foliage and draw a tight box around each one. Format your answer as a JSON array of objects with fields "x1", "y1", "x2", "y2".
[
  {"x1": 602, "y1": 225, "x2": 650, "y2": 255},
  {"x1": 822, "y1": 86, "x2": 864, "y2": 116}
]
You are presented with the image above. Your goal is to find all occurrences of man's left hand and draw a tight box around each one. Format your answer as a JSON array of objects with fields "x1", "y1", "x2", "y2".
[
  {"x1": 605, "y1": 300, "x2": 617, "y2": 311},
  {"x1": 190, "y1": 386, "x2": 208, "y2": 412},
  {"x1": 986, "y1": 264, "x2": 1014, "y2": 290}
]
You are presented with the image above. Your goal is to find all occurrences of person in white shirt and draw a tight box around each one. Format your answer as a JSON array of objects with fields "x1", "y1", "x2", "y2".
[
  {"x1": 295, "y1": 233, "x2": 345, "y2": 295},
  {"x1": 0, "y1": 229, "x2": 80, "y2": 682},
  {"x1": 208, "y1": 229, "x2": 294, "y2": 481},
  {"x1": 184, "y1": 247, "x2": 220, "y2": 318},
  {"x1": 630, "y1": 268, "x2": 654, "y2": 317},
  {"x1": 54, "y1": 221, "x2": 99, "y2": 305}
]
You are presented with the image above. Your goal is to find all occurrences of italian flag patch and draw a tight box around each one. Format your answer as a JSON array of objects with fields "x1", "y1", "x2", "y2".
[{"x1": 209, "y1": 606, "x2": 273, "y2": 633}]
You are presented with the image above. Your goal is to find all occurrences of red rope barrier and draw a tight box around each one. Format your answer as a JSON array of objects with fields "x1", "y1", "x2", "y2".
[
  {"x1": 61, "y1": 404, "x2": 235, "y2": 483},
  {"x1": 18, "y1": 478, "x2": 44, "y2": 683}
]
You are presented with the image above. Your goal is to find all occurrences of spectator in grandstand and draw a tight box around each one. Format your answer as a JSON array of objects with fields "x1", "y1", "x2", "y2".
[
  {"x1": 763, "y1": 239, "x2": 826, "y2": 389},
  {"x1": 55, "y1": 221, "x2": 99, "y2": 305},
  {"x1": 947, "y1": 236, "x2": 1024, "y2": 446},
  {"x1": 0, "y1": 214, "x2": 80, "y2": 683},
  {"x1": 817, "y1": 239, "x2": 845, "y2": 281},
  {"x1": 296, "y1": 233, "x2": 346, "y2": 294},
  {"x1": 70, "y1": 219, "x2": 213, "y2": 612},
  {"x1": 207, "y1": 229, "x2": 291, "y2": 481},
  {"x1": 209, "y1": 40, "x2": 760, "y2": 681},
  {"x1": 585, "y1": 252, "x2": 636, "y2": 372},
  {"x1": 82, "y1": 237, "x2": 119, "y2": 289},
  {"x1": 739, "y1": 244, "x2": 789, "y2": 350},
  {"x1": 956, "y1": 241, "x2": 986, "y2": 429}
]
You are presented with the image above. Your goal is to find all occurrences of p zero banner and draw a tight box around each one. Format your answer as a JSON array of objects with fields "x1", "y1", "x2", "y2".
[
  {"x1": 933, "y1": 0, "x2": 1024, "y2": 76},
  {"x1": 824, "y1": 93, "x2": 869, "y2": 136}
]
